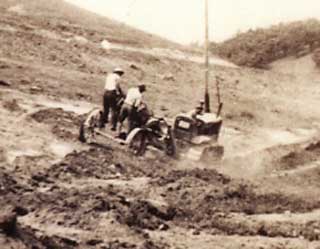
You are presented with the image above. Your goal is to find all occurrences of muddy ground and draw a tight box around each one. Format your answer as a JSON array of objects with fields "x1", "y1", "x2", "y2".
[{"x1": 1, "y1": 1, "x2": 320, "y2": 249}]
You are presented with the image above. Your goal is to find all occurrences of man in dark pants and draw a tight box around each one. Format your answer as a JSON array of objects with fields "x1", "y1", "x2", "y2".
[
  {"x1": 118, "y1": 84, "x2": 146, "y2": 135},
  {"x1": 101, "y1": 67, "x2": 124, "y2": 130}
]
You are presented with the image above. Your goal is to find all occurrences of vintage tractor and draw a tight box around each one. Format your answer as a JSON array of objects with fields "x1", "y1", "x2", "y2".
[
  {"x1": 126, "y1": 74, "x2": 225, "y2": 162},
  {"x1": 79, "y1": 79, "x2": 224, "y2": 162},
  {"x1": 172, "y1": 111, "x2": 223, "y2": 161},
  {"x1": 79, "y1": 106, "x2": 224, "y2": 162},
  {"x1": 125, "y1": 109, "x2": 224, "y2": 161}
]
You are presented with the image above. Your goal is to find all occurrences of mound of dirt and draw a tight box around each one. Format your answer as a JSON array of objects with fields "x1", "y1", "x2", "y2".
[
  {"x1": 204, "y1": 213, "x2": 320, "y2": 240},
  {"x1": 156, "y1": 168, "x2": 320, "y2": 233},
  {"x1": 13, "y1": 154, "x2": 53, "y2": 177},
  {"x1": 28, "y1": 186, "x2": 131, "y2": 230},
  {"x1": 224, "y1": 139, "x2": 320, "y2": 177},
  {"x1": 49, "y1": 147, "x2": 124, "y2": 180},
  {"x1": 0, "y1": 168, "x2": 78, "y2": 248},
  {"x1": 0, "y1": 167, "x2": 31, "y2": 201},
  {"x1": 49, "y1": 145, "x2": 174, "y2": 181},
  {"x1": 16, "y1": 184, "x2": 173, "y2": 235},
  {"x1": 0, "y1": 208, "x2": 17, "y2": 236},
  {"x1": 1, "y1": 210, "x2": 167, "y2": 249},
  {"x1": 0, "y1": 224, "x2": 78, "y2": 249},
  {"x1": 0, "y1": 168, "x2": 38, "y2": 217},
  {"x1": 30, "y1": 107, "x2": 82, "y2": 125},
  {"x1": 274, "y1": 139, "x2": 320, "y2": 171},
  {"x1": 0, "y1": 207, "x2": 76, "y2": 249},
  {"x1": 118, "y1": 200, "x2": 175, "y2": 231},
  {"x1": 2, "y1": 99, "x2": 24, "y2": 112},
  {"x1": 106, "y1": 240, "x2": 169, "y2": 249},
  {"x1": 156, "y1": 168, "x2": 231, "y2": 186},
  {"x1": 30, "y1": 108, "x2": 84, "y2": 139}
]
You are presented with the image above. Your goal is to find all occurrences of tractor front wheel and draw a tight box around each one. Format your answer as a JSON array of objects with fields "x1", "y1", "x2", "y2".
[{"x1": 165, "y1": 130, "x2": 177, "y2": 158}]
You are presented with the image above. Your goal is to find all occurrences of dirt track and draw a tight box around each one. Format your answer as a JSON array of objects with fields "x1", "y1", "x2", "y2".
[
  {"x1": 2, "y1": 89, "x2": 320, "y2": 249},
  {"x1": 1, "y1": 1, "x2": 320, "y2": 248}
]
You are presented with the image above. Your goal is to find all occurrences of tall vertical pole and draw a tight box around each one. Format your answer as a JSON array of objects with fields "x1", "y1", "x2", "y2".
[{"x1": 204, "y1": 0, "x2": 210, "y2": 113}]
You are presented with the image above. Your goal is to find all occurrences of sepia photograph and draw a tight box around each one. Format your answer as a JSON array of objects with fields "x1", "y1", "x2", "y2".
[{"x1": 1, "y1": 0, "x2": 320, "y2": 248}]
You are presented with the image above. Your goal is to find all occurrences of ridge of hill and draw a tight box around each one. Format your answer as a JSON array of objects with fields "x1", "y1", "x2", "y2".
[
  {"x1": 212, "y1": 18, "x2": 320, "y2": 68},
  {"x1": 0, "y1": 0, "x2": 184, "y2": 49}
]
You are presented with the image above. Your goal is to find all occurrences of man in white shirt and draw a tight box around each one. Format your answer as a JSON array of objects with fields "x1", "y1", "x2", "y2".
[
  {"x1": 102, "y1": 67, "x2": 124, "y2": 130},
  {"x1": 79, "y1": 108, "x2": 103, "y2": 143},
  {"x1": 118, "y1": 84, "x2": 146, "y2": 135}
]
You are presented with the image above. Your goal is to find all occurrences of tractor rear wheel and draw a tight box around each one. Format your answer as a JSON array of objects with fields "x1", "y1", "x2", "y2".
[
  {"x1": 78, "y1": 122, "x2": 86, "y2": 143},
  {"x1": 128, "y1": 130, "x2": 147, "y2": 156}
]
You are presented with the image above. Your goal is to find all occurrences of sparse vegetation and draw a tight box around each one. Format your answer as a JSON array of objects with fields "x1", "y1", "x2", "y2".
[{"x1": 212, "y1": 19, "x2": 320, "y2": 68}]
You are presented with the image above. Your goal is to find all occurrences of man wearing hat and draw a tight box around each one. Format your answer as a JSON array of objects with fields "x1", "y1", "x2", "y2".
[
  {"x1": 101, "y1": 67, "x2": 125, "y2": 130},
  {"x1": 191, "y1": 100, "x2": 204, "y2": 119},
  {"x1": 118, "y1": 84, "x2": 147, "y2": 135}
]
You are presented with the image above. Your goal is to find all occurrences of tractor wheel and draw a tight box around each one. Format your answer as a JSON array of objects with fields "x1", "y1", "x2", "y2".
[
  {"x1": 79, "y1": 122, "x2": 96, "y2": 144},
  {"x1": 78, "y1": 122, "x2": 87, "y2": 143},
  {"x1": 128, "y1": 130, "x2": 147, "y2": 156},
  {"x1": 165, "y1": 130, "x2": 178, "y2": 158}
]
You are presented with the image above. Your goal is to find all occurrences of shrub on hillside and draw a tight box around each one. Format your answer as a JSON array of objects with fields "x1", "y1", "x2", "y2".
[{"x1": 212, "y1": 19, "x2": 320, "y2": 68}]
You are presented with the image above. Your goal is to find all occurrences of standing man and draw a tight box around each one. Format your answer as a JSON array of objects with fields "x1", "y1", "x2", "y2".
[
  {"x1": 101, "y1": 67, "x2": 124, "y2": 130},
  {"x1": 118, "y1": 84, "x2": 147, "y2": 135}
]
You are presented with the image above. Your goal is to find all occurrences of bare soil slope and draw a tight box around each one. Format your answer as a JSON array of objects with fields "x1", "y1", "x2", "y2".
[
  {"x1": 1, "y1": 1, "x2": 320, "y2": 249},
  {"x1": 0, "y1": 0, "x2": 184, "y2": 49}
]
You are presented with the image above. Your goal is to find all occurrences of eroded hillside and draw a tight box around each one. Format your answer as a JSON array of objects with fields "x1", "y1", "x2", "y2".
[{"x1": 1, "y1": 1, "x2": 320, "y2": 249}]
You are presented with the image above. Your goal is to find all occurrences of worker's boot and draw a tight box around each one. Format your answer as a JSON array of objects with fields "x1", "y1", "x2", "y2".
[
  {"x1": 116, "y1": 124, "x2": 127, "y2": 140},
  {"x1": 111, "y1": 119, "x2": 117, "y2": 131},
  {"x1": 116, "y1": 123, "x2": 123, "y2": 137}
]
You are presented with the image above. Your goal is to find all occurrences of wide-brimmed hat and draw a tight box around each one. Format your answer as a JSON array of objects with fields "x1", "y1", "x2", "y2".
[
  {"x1": 113, "y1": 67, "x2": 124, "y2": 74},
  {"x1": 138, "y1": 84, "x2": 146, "y2": 92}
]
